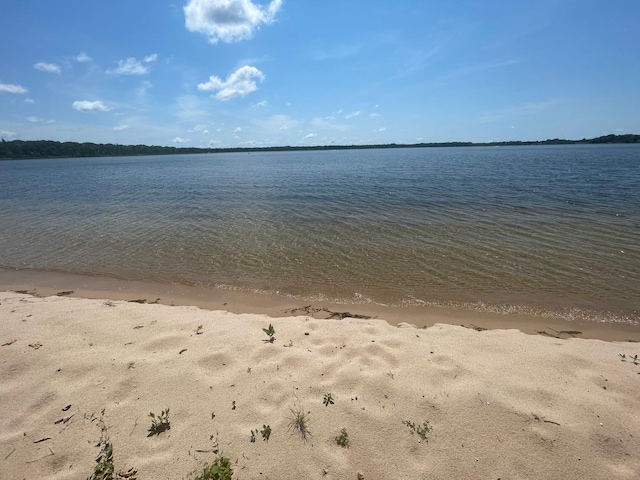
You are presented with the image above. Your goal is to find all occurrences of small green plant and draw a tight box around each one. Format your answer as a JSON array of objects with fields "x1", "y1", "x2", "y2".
[
  {"x1": 335, "y1": 428, "x2": 350, "y2": 448},
  {"x1": 250, "y1": 429, "x2": 257, "y2": 443},
  {"x1": 262, "y1": 324, "x2": 276, "y2": 343},
  {"x1": 148, "y1": 408, "x2": 170, "y2": 436},
  {"x1": 287, "y1": 405, "x2": 310, "y2": 441},
  {"x1": 261, "y1": 424, "x2": 272, "y2": 442},
  {"x1": 323, "y1": 393, "x2": 335, "y2": 407},
  {"x1": 195, "y1": 325, "x2": 203, "y2": 335},
  {"x1": 620, "y1": 353, "x2": 639, "y2": 365},
  {"x1": 88, "y1": 413, "x2": 114, "y2": 480},
  {"x1": 194, "y1": 456, "x2": 234, "y2": 480},
  {"x1": 231, "y1": 401, "x2": 236, "y2": 410},
  {"x1": 403, "y1": 419, "x2": 432, "y2": 441}
]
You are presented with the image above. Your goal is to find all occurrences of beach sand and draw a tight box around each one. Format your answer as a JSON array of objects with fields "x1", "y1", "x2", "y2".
[{"x1": 1, "y1": 291, "x2": 639, "y2": 479}]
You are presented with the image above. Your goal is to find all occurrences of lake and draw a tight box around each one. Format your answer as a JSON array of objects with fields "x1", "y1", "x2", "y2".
[{"x1": 0, "y1": 145, "x2": 638, "y2": 323}]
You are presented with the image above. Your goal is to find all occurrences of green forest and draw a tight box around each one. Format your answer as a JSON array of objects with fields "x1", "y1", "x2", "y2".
[{"x1": 1, "y1": 134, "x2": 638, "y2": 160}]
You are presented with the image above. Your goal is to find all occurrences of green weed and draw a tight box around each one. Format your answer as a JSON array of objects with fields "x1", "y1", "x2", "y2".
[{"x1": 148, "y1": 408, "x2": 170, "y2": 436}]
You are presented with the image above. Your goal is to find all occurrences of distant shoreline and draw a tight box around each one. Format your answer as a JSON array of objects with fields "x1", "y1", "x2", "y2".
[{"x1": 1, "y1": 133, "x2": 638, "y2": 160}]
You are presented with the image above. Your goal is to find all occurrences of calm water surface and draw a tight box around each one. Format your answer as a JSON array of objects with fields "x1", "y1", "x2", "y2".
[{"x1": 1, "y1": 145, "x2": 638, "y2": 323}]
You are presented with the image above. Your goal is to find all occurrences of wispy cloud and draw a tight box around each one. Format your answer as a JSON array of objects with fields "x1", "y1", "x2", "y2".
[
  {"x1": 0, "y1": 83, "x2": 28, "y2": 94},
  {"x1": 198, "y1": 65, "x2": 265, "y2": 101},
  {"x1": 72, "y1": 100, "x2": 112, "y2": 112},
  {"x1": 478, "y1": 99, "x2": 562, "y2": 124},
  {"x1": 75, "y1": 51, "x2": 92, "y2": 63},
  {"x1": 113, "y1": 124, "x2": 129, "y2": 131},
  {"x1": 34, "y1": 62, "x2": 62, "y2": 74},
  {"x1": 106, "y1": 55, "x2": 157, "y2": 75},
  {"x1": 311, "y1": 117, "x2": 349, "y2": 131},
  {"x1": 345, "y1": 111, "x2": 361, "y2": 119},
  {"x1": 184, "y1": 0, "x2": 282, "y2": 44}
]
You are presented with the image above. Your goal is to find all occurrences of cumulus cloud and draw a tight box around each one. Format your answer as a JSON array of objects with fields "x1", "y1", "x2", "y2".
[
  {"x1": 72, "y1": 100, "x2": 112, "y2": 112},
  {"x1": 198, "y1": 65, "x2": 265, "y2": 101},
  {"x1": 106, "y1": 55, "x2": 157, "y2": 75},
  {"x1": 184, "y1": 0, "x2": 282, "y2": 44},
  {"x1": 113, "y1": 124, "x2": 129, "y2": 131},
  {"x1": 34, "y1": 62, "x2": 62, "y2": 74},
  {"x1": 0, "y1": 83, "x2": 27, "y2": 94},
  {"x1": 173, "y1": 137, "x2": 187, "y2": 143},
  {"x1": 76, "y1": 51, "x2": 92, "y2": 62}
]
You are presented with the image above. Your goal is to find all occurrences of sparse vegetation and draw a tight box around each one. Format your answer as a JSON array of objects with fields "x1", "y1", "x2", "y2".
[
  {"x1": 250, "y1": 429, "x2": 257, "y2": 443},
  {"x1": 148, "y1": 408, "x2": 170, "y2": 436},
  {"x1": 194, "y1": 456, "x2": 234, "y2": 480},
  {"x1": 403, "y1": 419, "x2": 432, "y2": 441},
  {"x1": 261, "y1": 424, "x2": 272, "y2": 442},
  {"x1": 195, "y1": 325, "x2": 203, "y2": 335},
  {"x1": 287, "y1": 405, "x2": 310, "y2": 441},
  {"x1": 323, "y1": 393, "x2": 335, "y2": 407},
  {"x1": 262, "y1": 324, "x2": 276, "y2": 343},
  {"x1": 619, "y1": 353, "x2": 639, "y2": 365},
  {"x1": 335, "y1": 428, "x2": 350, "y2": 448}
]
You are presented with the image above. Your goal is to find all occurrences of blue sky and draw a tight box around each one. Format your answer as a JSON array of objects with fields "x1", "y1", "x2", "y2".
[{"x1": 1, "y1": 0, "x2": 638, "y2": 147}]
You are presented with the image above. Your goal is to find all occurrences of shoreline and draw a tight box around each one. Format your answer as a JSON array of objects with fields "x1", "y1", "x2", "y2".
[{"x1": 1, "y1": 267, "x2": 638, "y2": 342}]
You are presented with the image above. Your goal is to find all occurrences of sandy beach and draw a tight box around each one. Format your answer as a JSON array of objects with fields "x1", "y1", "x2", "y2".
[{"x1": 1, "y1": 291, "x2": 639, "y2": 479}]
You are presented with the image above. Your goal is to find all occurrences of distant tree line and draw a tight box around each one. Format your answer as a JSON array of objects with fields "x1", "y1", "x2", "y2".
[{"x1": 0, "y1": 134, "x2": 638, "y2": 160}]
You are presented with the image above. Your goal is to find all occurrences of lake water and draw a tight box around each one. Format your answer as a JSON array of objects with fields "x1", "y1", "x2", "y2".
[{"x1": 0, "y1": 145, "x2": 638, "y2": 323}]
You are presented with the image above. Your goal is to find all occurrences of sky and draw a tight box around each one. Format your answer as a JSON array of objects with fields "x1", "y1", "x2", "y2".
[{"x1": 1, "y1": 0, "x2": 639, "y2": 148}]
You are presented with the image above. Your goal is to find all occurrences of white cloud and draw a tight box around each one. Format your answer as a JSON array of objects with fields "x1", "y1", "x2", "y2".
[
  {"x1": 376, "y1": 127, "x2": 386, "y2": 132},
  {"x1": 76, "y1": 52, "x2": 92, "y2": 63},
  {"x1": 345, "y1": 111, "x2": 361, "y2": 119},
  {"x1": 303, "y1": 133, "x2": 317, "y2": 139},
  {"x1": 370, "y1": 112, "x2": 381, "y2": 118},
  {"x1": 253, "y1": 100, "x2": 268, "y2": 108},
  {"x1": 173, "y1": 137, "x2": 187, "y2": 143},
  {"x1": 34, "y1": 62, "x2": 61, "y2": 74},
  {"x1": 106, "y1": 56, "x2": 156, "y2": 75},
  {"x1": 184, "y1": 0, "x2": 282, "y2": 44},
  {"x1": 198, "y1": 65, "x2": 265, "y2": 101},
  {"x1": 72, "y1": 100, "x2": 112, "y2": 112},
  {"x1": 233, "y1": 127, "x2": 242, "y2": 133},
  {"x1": 27, "y1": 116, "x2": 44, "y2": 123},
  {"x1": 188, "y1": 124, "x2": 210, "y2": 134},
  {"x1": 113, "y1": 124, "x2": 129, "y2": 131},
  {"x1": 0, "y1": 83, "x2": 27, "y2": 94},
  {"x1": 1, "y1": 130, "x2": 17, "y2": 138},
  {"x1": 25, "y1": 98, "x2": 35, "y2": 104}
]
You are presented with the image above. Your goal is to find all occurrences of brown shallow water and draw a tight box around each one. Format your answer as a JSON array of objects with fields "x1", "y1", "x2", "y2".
[{"x1": 1, "y1": 268, "x2": 638, "y2": 342}]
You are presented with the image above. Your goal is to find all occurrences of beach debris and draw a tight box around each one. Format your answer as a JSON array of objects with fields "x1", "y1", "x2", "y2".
[
  {"x1": 179, "y1": 348, "x2": 187, "y2": 354},
  {"x1": 33, "y1": 437, "x2": 52, "y2": 444},
  {"x1": 55, "y1": 290, "x2": 74, "y2": 296},
  {"x1": 28, "y1": 342, "x2": 43, "y2": 350},
  {"x1": 128, "y1": 299, "x2": 147, "y2": 304},
  {"x1": 285, "y1": 305, "x2": 373, "y2": 320},
  {"x1": 62, "y1": 404, "x2": 72, "y2": 411},
  {"x1": 195, "y1": 325, "x2": 203, "y2": 335},
  {"x1": 2, "y1": 339, "x2": 17, "y2": 346}
]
